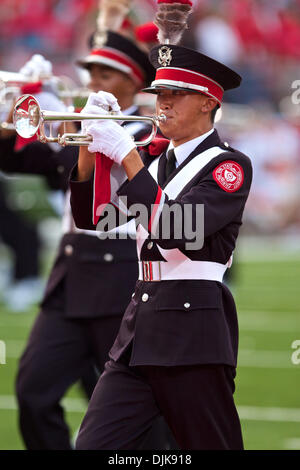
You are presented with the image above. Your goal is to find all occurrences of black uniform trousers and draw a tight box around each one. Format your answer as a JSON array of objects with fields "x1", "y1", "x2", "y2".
[
  {"x1": 16, "y1": 280, "x2": 121, "y2": 450},
  {"x1": 16, "y1": 278, "x2": 177, "y2": 451},
  {"x1": 0, "y1": 180, "x2": 40, "y2": 280},
  {"x1": 76, "y1": 357, "x2": 243, "y2": 450}
]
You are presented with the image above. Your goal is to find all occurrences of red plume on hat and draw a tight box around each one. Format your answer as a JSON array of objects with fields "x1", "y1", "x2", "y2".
[
  {"x1": 154, "y1": 0, "x2": 193, "y2": 45},
  {"x1": 135, "y1": 23, "x2": 159, "y2": 44}
]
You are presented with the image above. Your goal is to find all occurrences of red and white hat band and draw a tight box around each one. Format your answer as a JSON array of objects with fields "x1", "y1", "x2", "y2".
[
  {"x1": 86, "y1": 47, "x2": 145, "y2": 85},
  {"x1": 152, "y1": 67, "x2": 224, "y2": 104}
]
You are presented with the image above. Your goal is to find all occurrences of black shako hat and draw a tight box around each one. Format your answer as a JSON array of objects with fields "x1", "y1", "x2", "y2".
[
  {"x1": 142, "y1": 44, "x2": 242, "y2": 105},
  {"x1": 77, "y1": 30, "x2": 155, "y2": 87}
]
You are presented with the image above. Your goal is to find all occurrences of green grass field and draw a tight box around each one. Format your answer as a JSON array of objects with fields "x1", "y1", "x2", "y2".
[{"x1": 0, "y1": 244, "x2": 300, "y2": 450}]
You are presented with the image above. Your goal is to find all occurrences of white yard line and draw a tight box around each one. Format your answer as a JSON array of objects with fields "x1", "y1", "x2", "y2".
[
  {"x1": 238, "y1": 406, "x2": 300, "y2": 423},
  {"x1": 239, "y1": 321, "x2": 299, "y2": 333},
  {"x1": 1, "y1": 311, "x2": 299, "y2": 332},
  {"x1": 239, "y1": 311, "x2": 300, "y2": 332},
  {"x1": 1, "y1": 395, "x2": 300, "y2": 425},
  {"x1": 2, "y1": 340, "x2": 299, "y2": 369},
  {"x1": 0, "y1": 340, "x2": 25, "y2": 358},
  {"x1": 0, "y1": 395, "x2": 87, "y2": 413},
  {"x1": 238, "y1": 349, "x2": 296, "y2": 369},
  {"x1": 283, "y1": 438, "x2": 300, "y2": 450}
]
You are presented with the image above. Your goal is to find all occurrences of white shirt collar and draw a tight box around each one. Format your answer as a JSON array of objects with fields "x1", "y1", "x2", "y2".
[{"x1": 167, "y1": 128, "x2": 215, "y2": 167}]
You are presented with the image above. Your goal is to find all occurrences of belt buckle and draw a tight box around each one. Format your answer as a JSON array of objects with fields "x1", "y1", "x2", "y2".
[
  {"x1": 142, "y1": 261, "x2": 161, "y2": 281},
  {"x1": 143, "y1": 261, "x2": 153, "y2": 281}
]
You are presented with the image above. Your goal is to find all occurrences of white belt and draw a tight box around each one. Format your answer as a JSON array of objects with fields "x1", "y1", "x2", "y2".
[{"x1": 138, "y1": 260, "x2": 228, "y2": 282}]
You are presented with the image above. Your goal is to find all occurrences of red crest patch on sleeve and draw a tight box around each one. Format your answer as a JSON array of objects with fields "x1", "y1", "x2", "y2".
[{"x1": 213, "y1": 160, "x2": 244, "y2": 193}]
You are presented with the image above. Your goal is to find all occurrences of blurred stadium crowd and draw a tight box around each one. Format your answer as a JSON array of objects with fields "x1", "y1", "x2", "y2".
[{"x1": 0, "y1": 0, "x2": 300, "y2": 310}]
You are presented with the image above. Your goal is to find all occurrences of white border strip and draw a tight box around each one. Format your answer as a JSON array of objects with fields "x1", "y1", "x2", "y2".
[
  {"x1": 151, "y1": 78, "x2": 208, "y2": 93},
  {"x1": 151, "y1": 79, "x2": 221, "y2": 104},
  {"x1": 156, "y1": 67, "x2": 225, "y2": 91},
  {"x1": 82, "y1": 55, "x2": 131, "y2": 75}
]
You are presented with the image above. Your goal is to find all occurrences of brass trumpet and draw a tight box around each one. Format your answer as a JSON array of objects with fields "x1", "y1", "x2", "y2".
[{"x1": 13, "y1": 94, "x2": 166, "y2": 147}]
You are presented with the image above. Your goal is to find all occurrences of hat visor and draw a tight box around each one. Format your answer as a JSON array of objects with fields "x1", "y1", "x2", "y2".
[
  {"x1": 142, "y1": 84, "x2": 202, "y2": 94},
  {"x1": 76, "y1": 56, "x2": 131, "y2": 76},
  {"x1": 76, "y1": 59, "x2": 92, "y2": 70}
]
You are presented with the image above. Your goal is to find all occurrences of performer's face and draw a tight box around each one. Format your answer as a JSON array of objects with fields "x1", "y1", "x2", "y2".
[
  {"x1": 156, "y1": 89, "x2": 216, "y2": 146},
  {"x1": 88, "y1": 64, "x2": 136, "y2": 107}
]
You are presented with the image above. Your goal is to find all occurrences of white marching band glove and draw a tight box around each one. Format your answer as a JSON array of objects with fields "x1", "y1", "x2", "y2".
[
  {"x1": 82, "y1": 91, "x2": 122, "y2": 114},
  {"x1": 81, "y1": 91, "x2": 134, "y2": 164},
  {"x1": 19, "y1": 54, "x2": 63, "y2": 99},
  {"x1": 86, "y1": 120, "x2": 136, "y2": 165},
  {"x1": 81, "y1": 90, "x2": 123, "y2": 134},
  {"x1": 19, "y1": 54, "x2": 52, "y2": 81}
]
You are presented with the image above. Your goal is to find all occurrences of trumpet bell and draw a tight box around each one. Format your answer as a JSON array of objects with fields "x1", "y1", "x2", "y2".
[{"x1": 13, "y1": 94, "x2": 41, "y2": 138}]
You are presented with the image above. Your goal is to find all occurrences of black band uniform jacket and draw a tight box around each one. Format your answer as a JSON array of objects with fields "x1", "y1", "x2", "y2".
[{"x1": 69, "y1": 129, "x2": 252, "y2": 366}]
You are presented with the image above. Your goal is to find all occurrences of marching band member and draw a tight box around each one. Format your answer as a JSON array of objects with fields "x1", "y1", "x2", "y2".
[
  {"x1": 0, "y1": 53, "x2": 65, "y2": 312},
  {"x1": 0, "y1": 177, "x2": 41, "y2": 312},
  {"x1": 0, "y1": 34, "x2": 172, "y2": 449},
  {"x1": 69, "y1": 0, "x2": 253, "y2": 449}
]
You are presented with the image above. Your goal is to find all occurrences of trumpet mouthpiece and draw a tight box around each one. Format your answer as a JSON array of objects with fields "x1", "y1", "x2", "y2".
[{"x1": 157, "y1": 113, "x2": 166, "y2": 122}]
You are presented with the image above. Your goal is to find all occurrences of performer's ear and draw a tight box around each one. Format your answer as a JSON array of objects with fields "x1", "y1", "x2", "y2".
[{"x1": 200, "y1": 97, "x2": 218, "y2": 114}]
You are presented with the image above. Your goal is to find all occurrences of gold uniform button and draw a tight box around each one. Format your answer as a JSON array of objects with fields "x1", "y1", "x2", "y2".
[
  {"x1": 64, "y1": 244, "x2": 73, "y2": 256},
  {"x1": 184, "y1": 302, "x2": 190, "y2": 309},
  {"x1": 142, "y1": 293, "x2": 149, "y2": 302},
  {"x1": 224, "y1": 142, "x2": 229, "y2": 148},
  {"x1": 103, "y1": 253, "x2": 114, "y2": 262},
  {"x1": 147, "y1": 242, "x2": 153, "y2": 249}
]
